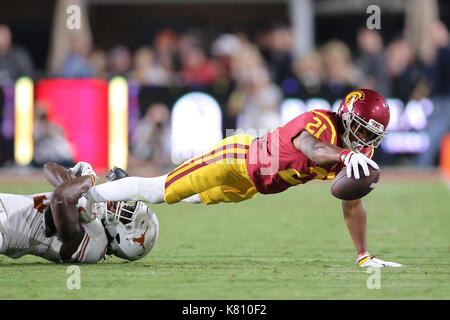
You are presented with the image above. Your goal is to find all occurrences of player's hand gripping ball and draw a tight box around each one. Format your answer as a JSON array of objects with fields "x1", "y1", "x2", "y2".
[{"x1": 331, "y1": 166, "x2": 380, "y2": 200}]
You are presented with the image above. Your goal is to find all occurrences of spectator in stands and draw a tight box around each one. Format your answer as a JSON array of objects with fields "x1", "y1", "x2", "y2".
[
  {"x1": 107, "y1": 45, "x2": 132, "y2": 79},
  {"x1": 211, "y1": 33, "x2": 242, "y2": 81},
  {"x1": 130, "y1": 103, "x2": 172, "y2": 169},
  {"x1": 176, "y1": 31, "x2": 203, "y2": 64},
  {"x1": 89, "y1": 48, "x2": 108, "y2": 78},
  {"x1": 228, "y1": 43, "x2": 282, "y2": 131},
  {"x1": 0, "y1": 24, "x2": 34, "y2": 86},
  {"x1": 228, "y1": 43, "x2": 262, "y2": 119},
  {"x1": 32, "y1": 102, "x2": 75, "y2": 168},
  {"x1": 384, "y1": 39, "x2": 424, "y2": 102},
  {"x1": 355, "y1": 28, "x2": 390, "y2": 97},
  {"x1": 179, "y1": 45, "x2": 216, "y2": 86},
  {"x1": 320, "y1": 40, "x2": 362, "y2": 95},
  {"x1": 264, "y1": 24, "x2": 295, "y2": 85},
  {"x1": 421, "y1": 20, "x2": 450, "y2": 98},
  {"x1": 292, "y1": 50, "x2": 325, "y2": 95},
  {"x1": 129, "y1": 46, "x2": 173, "y2": 86},
  {"x1": 254, "y1": 27, "x2": 272, "y2": 65},
  {"x1": 417, "y1": 20, "x2": 450, "y2": 167},
  {"x1": 59, "y1": 34, "x2": 95, "y2": 78},
  {"x1": 153, "y1": 29, "x2": 177, "y2": 84},
  {"x1": 230, "y1": 42, "x2": 265, "y2": 82}
]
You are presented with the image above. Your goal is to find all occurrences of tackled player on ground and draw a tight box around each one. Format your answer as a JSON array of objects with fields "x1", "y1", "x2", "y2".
[{"x1": 0, "y1": 162, "x2": 159, "y2": 263}]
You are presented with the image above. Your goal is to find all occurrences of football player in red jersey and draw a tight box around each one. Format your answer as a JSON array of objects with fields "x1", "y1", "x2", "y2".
[{"x1": 86, "y1": 88, "x2": 404, "y2": 268}]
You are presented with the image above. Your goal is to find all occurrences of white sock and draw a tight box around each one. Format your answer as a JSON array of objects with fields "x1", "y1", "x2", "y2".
[
  {"x1": 181, "y1": 194, "x2": 201, "y2": 204},
  {"x1": 87, "y1": 174, "x2": 168, "y2": 204}
]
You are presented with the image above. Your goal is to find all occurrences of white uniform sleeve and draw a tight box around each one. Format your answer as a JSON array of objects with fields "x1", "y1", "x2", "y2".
[{"x1": 69, "y1": 219, "x2": 109, "y2": 264}]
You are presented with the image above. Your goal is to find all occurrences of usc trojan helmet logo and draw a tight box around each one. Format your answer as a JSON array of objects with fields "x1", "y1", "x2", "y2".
[{"x1": 344, "y1": 90, "x2": 365, "y2": 111}]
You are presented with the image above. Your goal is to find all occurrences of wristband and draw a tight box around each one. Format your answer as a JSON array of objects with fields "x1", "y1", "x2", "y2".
[
  {"x1": 357, "y1": 251, "x2": 369, "y2": 259},
  {"x1": 88, "y1": 174, "x2": 96, "y2": 186},
  {"x1": 357, "y1": 251, "x2": 371, "y2": 266},
  {"x1": 338, "y1": 149, "x2": 353, "y2": 163}
]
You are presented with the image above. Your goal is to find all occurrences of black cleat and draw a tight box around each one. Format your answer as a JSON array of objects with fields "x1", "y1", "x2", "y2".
[{"x1": 106, "y1": 167, "x2": 129, "y2": 182}]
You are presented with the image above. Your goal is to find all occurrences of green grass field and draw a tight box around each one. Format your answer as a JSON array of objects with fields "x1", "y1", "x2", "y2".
[{"x1": 0, "y1": 178, "x2": 449, "y2": 300}]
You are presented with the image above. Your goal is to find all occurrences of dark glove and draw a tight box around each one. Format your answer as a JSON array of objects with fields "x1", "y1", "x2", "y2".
[
  {"x1": 106, "y1": 167, "x2": 129, "y2": 182},
  {"x1": 43, "y1": 205, "x2": 57, "y2": 238}
]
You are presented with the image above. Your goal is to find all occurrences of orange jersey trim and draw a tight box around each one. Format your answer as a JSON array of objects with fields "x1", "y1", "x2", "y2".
[
  {"x1": 75, "y1": 234, "x2": 90, "y2": 262},
  {"x1": 78, "y1": 235, "x2": 90, "y2": 262}
]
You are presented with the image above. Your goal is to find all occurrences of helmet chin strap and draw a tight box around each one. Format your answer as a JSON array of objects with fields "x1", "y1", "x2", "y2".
[
  {"x1": 341, "y1": 120, "x2": 366, "y2": 151},
  {"x1": 341, "y1": 105, "x2": 373, "y2": 152},
  {"x1": 351, "y1": 141, "x2": 364, "y2": 152},
  {"x1": 342, "y1": 130, "x2": 362, "y2": 151},
  {"x1": 341, "y1": 97, "x2": 358, "y2": 150},
  {"x1": 342, "y1": 131, "x2": 351, "y2": 149},
  {"x1": 341, "y1": 116, "x2": 353, "y2": 150}
]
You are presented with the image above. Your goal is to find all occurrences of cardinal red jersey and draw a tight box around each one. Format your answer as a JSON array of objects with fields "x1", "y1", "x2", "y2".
[{"x1": 245, "y1": 109, "x2": 374, "y2": 194}]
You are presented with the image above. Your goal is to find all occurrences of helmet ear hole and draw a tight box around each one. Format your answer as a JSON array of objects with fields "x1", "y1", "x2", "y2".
[{"x1": 115, "y1": 234, "x2": 120, "y2": 244}]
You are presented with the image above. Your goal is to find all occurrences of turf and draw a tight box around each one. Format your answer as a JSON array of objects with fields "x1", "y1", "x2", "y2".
[{"x1": 0, "y1": 179, "x2": 449, "y2": 300}]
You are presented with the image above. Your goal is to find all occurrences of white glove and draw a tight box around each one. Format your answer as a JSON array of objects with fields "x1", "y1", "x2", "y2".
[
  {"x1": 371, "y1": 256, "x2": 405, "y2": 267},
  {"x1": 339, "y1": 149, "x2": 379, "y2": 179},
  {"x1": 69, "y1": 161, "x2": 98, "y2": 184},
  {"x1": 358, "y1": 252, "x2": 405, "y2": 268}
]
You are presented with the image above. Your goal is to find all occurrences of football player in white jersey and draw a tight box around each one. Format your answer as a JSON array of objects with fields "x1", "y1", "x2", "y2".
[{"x1": 0, "y1": 162, "x2": 159, "y2": 263}]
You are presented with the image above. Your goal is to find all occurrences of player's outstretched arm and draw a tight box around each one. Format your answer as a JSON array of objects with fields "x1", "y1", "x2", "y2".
[
  {"x1": 294, "y1": 131, "x2": 379, "y2": 179},
  {"x1": 43, "y1": 161, "x2": 98, "y2": 187},
  {"x1": 342, "y1": 199, "x2": 405, "y2": 268},
  {"x1": 293, "y1": 131, "x2": 343, "y2": 165},
  {"x1": 342, "y1": 199, "x2": 368, "y2": 256},
  {"x1": 50, "y1": 175, "x2": 95, "y2": 260}
]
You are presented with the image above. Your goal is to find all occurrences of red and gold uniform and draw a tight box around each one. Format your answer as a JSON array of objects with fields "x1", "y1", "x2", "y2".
[
  {"x1": 164, "y1": 134, "x2": 257, "y2": 205},
  {"x1": 247, "y1": 109, "x2": 373, "y2": 194},
  {"x1": 164, "y1": 109, "x2": 373, "y2": 204}
]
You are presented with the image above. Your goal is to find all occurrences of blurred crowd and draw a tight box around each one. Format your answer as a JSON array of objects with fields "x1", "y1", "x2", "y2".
[{"x1": 0, "y1": 19, "x2": 449, "y2": 169}]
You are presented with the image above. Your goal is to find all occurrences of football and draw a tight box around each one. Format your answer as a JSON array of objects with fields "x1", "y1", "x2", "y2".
[{"x1": 331, "y1": 167, "x2": 381, "y2": 200}]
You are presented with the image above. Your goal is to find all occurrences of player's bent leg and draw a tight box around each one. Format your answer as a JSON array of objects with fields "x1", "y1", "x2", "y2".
[
  {"x1": 164, "y1": 163, "x2": 229, "y2": 203},
  {"x1": 164, "y1": 134, "x2": 256, "y2": 205},
  {"x1": 180, "y1": 194, "x2": 202, "y2": 204},
  {"x1": 87, "y1": 175, "x2": 168, "y2": 204},
  {"x1": 88, "y1": 134, "x2": 256, "y2": 205},
  {"x1": 198, "y1": 185, "x2": 258, "y2": 205}
]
